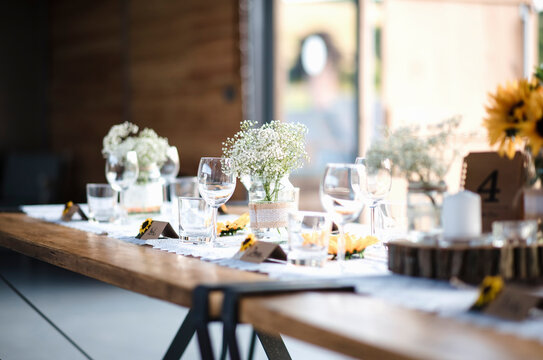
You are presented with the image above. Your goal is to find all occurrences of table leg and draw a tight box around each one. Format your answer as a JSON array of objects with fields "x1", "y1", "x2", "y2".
[{"x1": 162, "y1": 309, "x2": 197, "y2": 360}]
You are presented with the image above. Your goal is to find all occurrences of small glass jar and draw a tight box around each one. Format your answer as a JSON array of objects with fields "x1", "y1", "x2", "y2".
[
  {"x1": 124, "y1": 163, "x2": 164, "y2": 214},
  {"x1": 407, "y1": 181, "x2": 447, "y2": 237},
  {"x1": 248, "y1": 174, "x2": 296, "y2": 243}
]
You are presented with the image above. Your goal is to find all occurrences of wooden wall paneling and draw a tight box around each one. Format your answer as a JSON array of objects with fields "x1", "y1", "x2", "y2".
[
  {"x1": 129, "y1": 0, "x2": 244, "y2": 178},
  {"x1": 49, "y1": 1, "x2": 124, "y2": 201},
  {"x1": 49, "y1": 0, "x2": 245, "y2": 201}
]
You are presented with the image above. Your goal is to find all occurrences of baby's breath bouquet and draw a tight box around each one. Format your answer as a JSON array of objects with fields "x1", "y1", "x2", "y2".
[
  {"x1": 366, "y1": 116, "x2": 460, "y2": 186},
  {"x1": 223, "y1": 120, "x2": 308, "y2": 201},
  {"x1": 102, "y1": 121, "x2": 170, "y2": 170}
]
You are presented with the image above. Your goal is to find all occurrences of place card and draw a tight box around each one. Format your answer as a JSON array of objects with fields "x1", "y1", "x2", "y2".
[
  {"x1": 483, "y1": 286, "x2": 540, "y2": 321},
  {"x1": 470, "y1": 276, "x2": 540, "y2": 321},
  {"x1": 136, "y1": 220, "x2": 179, "y2": 240},
  {"x1": 61, "y1": 202, "x2": 88, "y2": 221},
  {"x1": 462, "y1": 151, "x2": 526, "y2": 232},
  {"x1": 236, "y1": 241, "x2": 287, "y2": 264}
]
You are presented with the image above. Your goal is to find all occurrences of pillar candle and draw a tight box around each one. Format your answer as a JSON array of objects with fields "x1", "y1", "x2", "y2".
[{"x1": 442, "y1": 190, "x2": 482, "y2": 240}]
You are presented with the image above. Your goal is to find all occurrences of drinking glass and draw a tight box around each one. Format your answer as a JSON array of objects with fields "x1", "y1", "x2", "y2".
[
  {"x1": 492, "y1": 220, "x2": 538, "y2": 246},
  {"x1": 160, "y1": 146, "x2": 180, "y2": 201},
  {"x1": 320, "y1": 163, "x2": 364, "y2": 264},
  {"x1": 288, "y1": 211, "x2": 332, "y2": 267},
  {"x1": 356, "y1": 157, "x2": 392, "y2": 236},
  {"x1": 86, "y1": 183, "x2": 118, "y2": 223},
  {"x1": 197, "y1": 157, "x2": 236, "y2": 246},
  {"x1": 178, "y1": 197, "x2": 213, "y2": 243},
  {"x1": 105, "y1": 151, "x2": 139, "y2": 223}
]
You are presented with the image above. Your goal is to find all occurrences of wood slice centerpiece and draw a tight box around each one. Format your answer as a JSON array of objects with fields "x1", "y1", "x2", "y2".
[{"x1": 388, "y1": 240, "x2": 543, "y2": 284}]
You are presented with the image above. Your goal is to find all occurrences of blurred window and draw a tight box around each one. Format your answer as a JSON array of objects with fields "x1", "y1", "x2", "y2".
[{"x1": 275, "y1": 0, "x2": 359, "y2": 209}]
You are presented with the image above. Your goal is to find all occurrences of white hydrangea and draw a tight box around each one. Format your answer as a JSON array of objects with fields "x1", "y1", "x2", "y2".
[{"x1": 102, "y1": 121, "x2": 170, "y2": 169}]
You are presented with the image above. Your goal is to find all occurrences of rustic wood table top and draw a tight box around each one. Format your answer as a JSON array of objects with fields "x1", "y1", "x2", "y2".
[{"x1": 2, "y1": 212, "x2": 542, "y2": 359}]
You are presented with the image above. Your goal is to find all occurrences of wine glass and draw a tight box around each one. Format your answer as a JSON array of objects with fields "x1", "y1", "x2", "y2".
[
  {"x1": 105, "y1": 151, "x2": 139, "y2": 223},
  {"x1": 356, "y1": 157, "x2": 392, "y2": 236},
  {"x1": 320, "y1": 163, "x2": 365, "y2": 264},
  {"x1": 160, "y1": 146, "x2": 180, "y2": 199},
  {"x1": 197, "y1": 157, "x2": 236, "y2": 246}
]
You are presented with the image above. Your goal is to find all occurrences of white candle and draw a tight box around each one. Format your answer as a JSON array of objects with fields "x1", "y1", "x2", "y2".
[{"x1": 442, "y1": 190, "x2": 482, "y2": 240}]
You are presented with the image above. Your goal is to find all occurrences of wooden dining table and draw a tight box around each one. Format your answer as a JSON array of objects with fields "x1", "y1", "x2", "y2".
[{"x1": 1, "y1": 212, "x2": 543, "y2": 360}]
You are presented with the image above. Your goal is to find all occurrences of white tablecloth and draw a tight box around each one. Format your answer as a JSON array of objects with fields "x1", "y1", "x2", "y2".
[{"x1": 20, "y1": 204, "x2": 543, "y2": 345}]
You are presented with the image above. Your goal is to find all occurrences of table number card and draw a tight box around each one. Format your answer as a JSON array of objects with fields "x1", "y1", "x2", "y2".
[
  {"x1": 236, "y1": 241, "x2": 287, "y2": 264},
  {"x1": 137, "y1": 221, "x2": 179, "y2": 240},
  {"x1": 462, "y1": 152, "x2": 526, "y2": 232}
]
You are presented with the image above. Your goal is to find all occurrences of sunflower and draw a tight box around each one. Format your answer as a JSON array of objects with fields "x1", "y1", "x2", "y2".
[
  {"x1": 519, "y1": 89, "x2": 543, "y2": 155},
  {"x1": 471, "y1": 276, "x2": 504, "y2": 311},
  {"x1": 137, "y1": 218, "x2": 153, "y2": 237},
  {"x1": 217, "y1": 212, "x2": 250, "y2": 236},
  {"x1": 239, "y1": 233, "x2": 256, "y2": 251},
  {"x1": 328, "y1": 233, "x2": 379, "y2": 259},
  {"x1": 62, "y1": 201, "x2": 74, "y2": 216},
  {"x1": 484, "y1": 79, "x2": 534, "y2": 159}
]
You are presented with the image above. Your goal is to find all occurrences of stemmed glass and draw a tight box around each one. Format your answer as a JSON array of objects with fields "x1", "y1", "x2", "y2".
[
  {"x1": 320, "y1": 163, "x2": 365, "y2": 265},
  {"x1": 197, "y1": 157, "x2": 236, "y2": 246},
  {"x1": 356, "y1": 157, "x2": 392, "y2": 236},
  {"x1": 160, "y1": 146, "x2": 180, "y2": 201},
  {"x1": 105, "y1": 151, "x2": 139, "y2": 224}
]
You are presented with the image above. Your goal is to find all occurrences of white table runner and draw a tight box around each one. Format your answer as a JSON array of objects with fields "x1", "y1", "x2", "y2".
[{"x1": 20, "y1": 204, "x2": 543, "y2": 345}]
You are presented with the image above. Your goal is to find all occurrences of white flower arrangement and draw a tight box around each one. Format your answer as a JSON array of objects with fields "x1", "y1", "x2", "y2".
[
  {"x1": 365, "y1": 116, "x2": 461, "y2": 185},
  {"x1": 222, "y1": 120, "x2": 309, "y2": 200},
  {"x1": 102, "y1": 121, "x2": 170, "y2": 169}
]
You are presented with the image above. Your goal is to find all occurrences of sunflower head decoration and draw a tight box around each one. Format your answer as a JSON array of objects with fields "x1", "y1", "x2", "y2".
[
  {"x1": 470, "y1": 276, "x2": 504, "y2": 311},
  {"x1": 137, "y1": 218, "x2": 153, "y2": 238},
  {"x1": 239, "y1": 233, "x2": 256, "y2": 252},
  {"x1": 483, "y1": 79, "x2": 536, "y2": 159},
  {"x1": 519, "y1": 89, "x2": 543, "y2": 157},
  {"x1": 62, "y1": 201, "x2": 74, "y2": 216}
]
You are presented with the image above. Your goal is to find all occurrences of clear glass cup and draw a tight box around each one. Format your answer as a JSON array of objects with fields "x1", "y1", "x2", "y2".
[
  {"x1": 169, "y1": 176, "x2": 199, "y2": 224},
  {"x1": 320, "y1": 163, "x2": 364, "y2": 265},
  {"x1": 288, "y1": 211, "x2": 332, "y2": 267},
  {"x1": 105, "y1": 151, "x2": 139, "y2": 223},
  {"x1": 178, "y1": 197, "x2": 213, "y2": 243},
  {"x1": 86, "y1": 183, "x2": 118, "y2": 223},
  {"x1": 197, "y1": 157, "x2": 236, "y2": 246},
  {"x1": 492, "y1": 220, "x2": 538, "y2": 246},
  {"x1": 356, "y1": 157, "x2": 392, "y2": 236}
]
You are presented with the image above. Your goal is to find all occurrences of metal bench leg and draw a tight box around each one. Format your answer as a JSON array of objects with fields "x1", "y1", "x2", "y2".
[
  {"x1": 162, "y1": 309, "x2": 197, "y2": 360},
  {"x1": 221, "y1": 280, "x2": 355, "y2": 360},
  {"x1": 256, "y1": 330, "x2": 291, "y2": 360}
]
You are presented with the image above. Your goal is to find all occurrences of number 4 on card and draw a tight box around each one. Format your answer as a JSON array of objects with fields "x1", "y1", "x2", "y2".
[{"x1": 463, "y1": 152, "x2": 526, "y2": 232}]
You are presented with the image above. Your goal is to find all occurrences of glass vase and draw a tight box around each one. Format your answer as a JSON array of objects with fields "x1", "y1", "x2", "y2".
[
  {"x1": 124, "y1": 163, "x2": 164, "y2": 214},
  {"x1": 407, "y1": 181, "x2": 446, "y2": 239},
  {"x1": 248, "y1": 174, "x2": 296, "y2": 243}
]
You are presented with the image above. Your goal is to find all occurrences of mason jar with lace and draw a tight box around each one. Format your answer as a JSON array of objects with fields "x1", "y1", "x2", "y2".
[{"x1": 247, "y1": 174, "x2": 296, "y2": 243}]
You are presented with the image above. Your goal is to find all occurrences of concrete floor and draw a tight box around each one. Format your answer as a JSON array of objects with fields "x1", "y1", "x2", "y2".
[{"x1": 0, "y1": 249, "x2": 353, "y2": 360}]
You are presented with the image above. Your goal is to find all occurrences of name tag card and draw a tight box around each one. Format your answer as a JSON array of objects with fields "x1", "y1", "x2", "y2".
[
  {"x1": 236, "y1": 241, "x2": 287, "y2": 264},
  {"x1": 483, "y1": 286, "x2": 540, "y2": 321},
  {"x1": 137, "y1": 221, "x2": 179, "y2": 240},
  {"x1": 462, "y1": 152, "x2": 526, "y2": 232},
  {"x1": 61, "y1": 203, "x2": 88, "y2": 221}
]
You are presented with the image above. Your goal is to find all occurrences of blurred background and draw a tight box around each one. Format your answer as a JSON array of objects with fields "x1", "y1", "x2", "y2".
[{"x1": 0, "y1": 0, "x2": 541, "y2": 209}]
